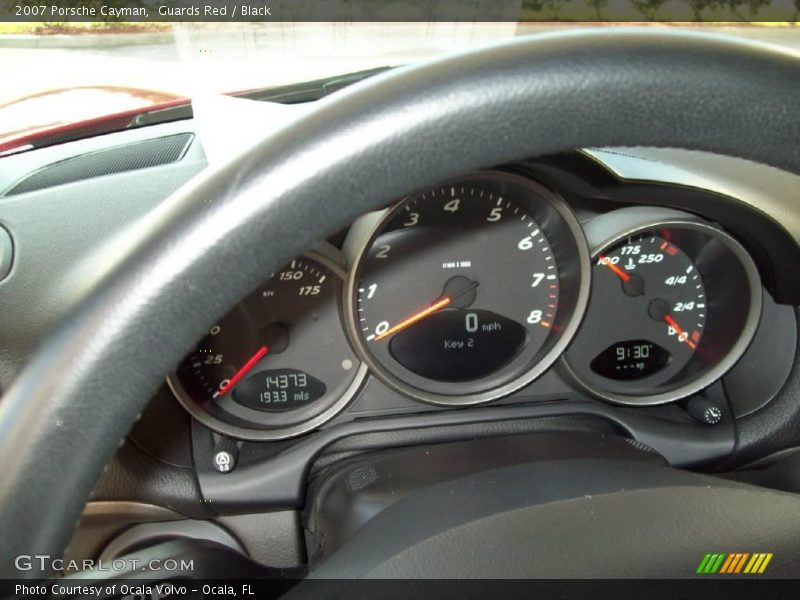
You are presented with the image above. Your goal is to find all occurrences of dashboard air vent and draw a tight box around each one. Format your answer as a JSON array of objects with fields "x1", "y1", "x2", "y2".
[{"x1": 5, "y1": 133, "x2": 194, "y2": 196}]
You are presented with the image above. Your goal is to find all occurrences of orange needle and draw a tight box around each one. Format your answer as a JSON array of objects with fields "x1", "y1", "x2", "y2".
[
  {"x1": 598, "y1": 254, "x2": 631, "y2": 283},
  {"x1": 374, "y1": 296, "x2": 452, "y2": 341},
  {"x1": 664, "y1": 315, "x2": 696, "y2": 350}
]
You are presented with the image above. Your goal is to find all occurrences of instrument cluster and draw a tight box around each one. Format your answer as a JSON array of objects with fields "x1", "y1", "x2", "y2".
[{"x1": 167, "y1": 170, "x2": 762, "y2": 440}]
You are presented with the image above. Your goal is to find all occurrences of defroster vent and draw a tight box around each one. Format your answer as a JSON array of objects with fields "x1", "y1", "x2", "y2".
[{"x1": 5, "y1": 133, "x2": 194, "y2": 196}]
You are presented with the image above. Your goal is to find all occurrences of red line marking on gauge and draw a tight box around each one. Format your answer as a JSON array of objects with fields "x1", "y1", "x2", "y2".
[
  {"x1": 540, "y1": 321, "x2": 551, "y2": 328},
  {"x1": 664, "y1": 315, "x2": 697, "y2": 350},
  {"x1": 692, "y1": 330, "x2": 701, "y2": 343},
  {"x1": 375, "y1": 296, "x2": 452, "y2": 341},
  {"x1": 598, "y1": 254, "x2": 631, "y2": 282},
  {"x1": 217, "y1": 345, "x2": 269, "y2": 397},
  {"x1": 660, "y1": 240, "x2": 679, "y2": 255}
]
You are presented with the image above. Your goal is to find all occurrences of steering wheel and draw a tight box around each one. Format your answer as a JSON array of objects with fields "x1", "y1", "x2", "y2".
[{"x1": 2, "y1": 29, "x2": 800, "y2": 580}]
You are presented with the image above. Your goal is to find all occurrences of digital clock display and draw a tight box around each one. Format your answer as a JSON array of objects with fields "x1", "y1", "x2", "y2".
[
  {"x1": 590, "y1": 340, "x2": 670, "y2": 381},
  {"x1": 233, "y1": 368, "x2": 327, "y2": 412}
]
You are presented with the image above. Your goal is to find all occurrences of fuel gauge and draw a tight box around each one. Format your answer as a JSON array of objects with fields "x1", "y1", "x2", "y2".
[{"x1": 562, "y1": 211, "x2": 761, "y2": 405}]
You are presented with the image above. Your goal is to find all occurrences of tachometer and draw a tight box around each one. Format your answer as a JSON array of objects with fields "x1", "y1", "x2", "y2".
[
  {"x1": 168, "y1": 252, "x2": 366, "y2": 440},
  {"x1": 562, "y1": 211, "x2": 761, "y2": 405},
  {"x1": 346, "y1": 171, "x2": 589, "y2": 405}
]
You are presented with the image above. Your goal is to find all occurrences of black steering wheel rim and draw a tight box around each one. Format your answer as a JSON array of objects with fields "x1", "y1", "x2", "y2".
[{"x1": 1, "y1": 28, "x2": 800, "y2": 579}]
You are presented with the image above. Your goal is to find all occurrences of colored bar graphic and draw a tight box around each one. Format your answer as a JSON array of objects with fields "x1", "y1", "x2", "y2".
[
  {"x1": 696, "y1": 554, "x2": 712, "y2": 573},
  {"x1": 699, "y1": 552, "x2": 773, "y2": 575},
  {"x1": 758, "y1": 553, "x2": 773, "y2": 573},
  {"x1": 744, "y1": 554, "x2": 761, "y2": 573},
  {"x1": 734, "y1": 553, "x2": 749, "y2": 573},
  {"x1": 719, "y1": 553, "x2": 735, "y2": 573},
  {"x1": 697, "y1": 553, "x2": 727, "y2": 574},
  {"x1": 710, "y1": 554, "x2": 726, "y2": 573}
]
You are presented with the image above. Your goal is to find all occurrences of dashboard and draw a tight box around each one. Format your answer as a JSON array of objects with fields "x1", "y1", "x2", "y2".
[
  {"x1": 168, "y1": 167, "x2": 764, "y2": 444},
  {"x1": 3, "y1": 31, "x2": 800, "y2": 583},
  {"x1": 0, "y1": 114, "x2": 798, "y2": 526}
]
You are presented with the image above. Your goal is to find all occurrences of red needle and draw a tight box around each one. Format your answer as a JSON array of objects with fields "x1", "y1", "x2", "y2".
[
  {"x1": 663, "y1": 315, "x2": 696, "y2": 350},
  {"x1": 374, "y1": 296, "x2": 452, "y2": 341},
  {"x1": 598, "y1": 254, "x2": 631, "y2": 283},
  {"x1": 217, "y1": 345, "x2": 268, "y2": 397}
]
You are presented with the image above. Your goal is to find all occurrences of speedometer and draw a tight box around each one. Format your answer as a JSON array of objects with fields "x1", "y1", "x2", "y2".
[
  {"x1": 168, "y1": 251, "x2": 366, "y2": 440},
  {"x1": 346, "y1": 171, "x2": 589, "y2": 405}
]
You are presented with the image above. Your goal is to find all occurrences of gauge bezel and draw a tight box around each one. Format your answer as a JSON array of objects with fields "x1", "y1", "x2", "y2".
[
  {"x1": 561, "y1": 217, "x2": 762, "y2": 406},
  {"x1": 344, "y1": 170, "x2": 591, "y2": 406},
  {"x1": 167, "y1": 250, "x2": 368, "y2": 441}
]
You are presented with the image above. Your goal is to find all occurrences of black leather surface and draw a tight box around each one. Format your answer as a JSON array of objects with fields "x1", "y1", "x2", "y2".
[
  {"x1": 0, "y1": 159, "x2": 206, "y2": 390},
  {"x1": 90, "y1": 439, "x2": 209, "y2": 519},
  {"x1": 1, "y1": 29, "x2": 800, "y2": 578},
  {"x1": 309, "y1": 414, "x2": 622, "y2": 474},
  {"x1": 307, "y1": 460, "x2": 800, "y2": 579},
  {"x1": 305, "y1": 432, "x2": 666, "y2": 564},
  {"x1": 720, "y1": 309, "x2": 800, "y2": 468}
]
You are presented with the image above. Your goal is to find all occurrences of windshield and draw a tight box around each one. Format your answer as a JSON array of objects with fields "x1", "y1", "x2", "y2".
[{"x1": 1, "y1": 19, "x2": 799, "y2": 152}]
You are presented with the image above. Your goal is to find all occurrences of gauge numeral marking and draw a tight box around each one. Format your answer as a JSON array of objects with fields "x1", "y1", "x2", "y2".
[
  {"x1": 665, "y1": 275, "x2": 687, "y2": 286},
  {"x1": 638, "y1": 254, "x2": 664, "y2": 264},
  {"x1": 279, "y1": 270, "x2": 304, "y2": 280},
  {"x1": 443, "y1": 199, "x2": 460, "y2": 213},
  {"x1": 486, "y1": 207, "x2": 503, "y2": 222},
  {"x1": 527, "y1": 310, "x2": 542, "y2": 324},
  {"x1": 204, "y1": 354, "x2": 223, "y2": 365},
  {"x1": 518, "y1": 231, "x2": 539, "y2": 250},
  {"x1": 403, "y1": 212, "x2": 419, "y2": 227}
]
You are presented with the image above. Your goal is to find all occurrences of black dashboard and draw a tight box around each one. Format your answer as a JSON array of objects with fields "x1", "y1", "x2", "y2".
[
  {"x1": 1, "y1": 112, "x2": 799, "y2": 549},
  {"x1": 166, "y1": 151, "x2": 799, "y2": 514},
  {"x1": 170, "y1": 167, "x2": 765, "y2": 437}
]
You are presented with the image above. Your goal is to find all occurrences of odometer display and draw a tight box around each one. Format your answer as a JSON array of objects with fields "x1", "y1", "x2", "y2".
[
  {"x1": 346, "y1": 172, "x2": 589, "y2": 405},
  {"x1": 234, "y1": 368, "x2": 327, "y2": 412}
]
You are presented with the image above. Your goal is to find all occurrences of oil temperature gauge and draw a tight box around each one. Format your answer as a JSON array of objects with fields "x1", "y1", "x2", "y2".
[
  {"x1": 168, "y1": 252, "x2": 366, "y2": 440},
  {"x1": 562, "y1": 209, "x2": 761, "y2": 406}
]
